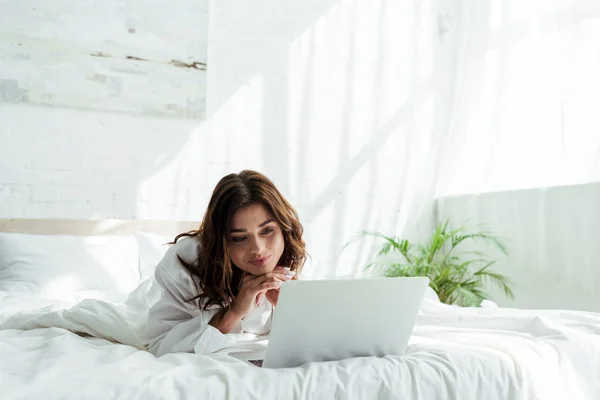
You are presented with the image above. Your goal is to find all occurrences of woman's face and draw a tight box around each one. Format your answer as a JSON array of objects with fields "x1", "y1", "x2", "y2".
[{"x1": 228, "y1": 203, "x2": 285, "y2": 276}]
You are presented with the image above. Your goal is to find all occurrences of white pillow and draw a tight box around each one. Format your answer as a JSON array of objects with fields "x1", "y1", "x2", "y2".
[
  {"x1": 0, "y1": 233, "x2": 140, "y2": 302},
  {"x1": 135, "y1": 232, "x2": 174, "y2": 281}
]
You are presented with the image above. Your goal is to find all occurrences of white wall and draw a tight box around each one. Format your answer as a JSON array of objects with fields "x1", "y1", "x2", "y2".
[
  {"x1": 437, "y1": 184, "x2": 600, "y2": 312},
  {"x1": 207, "y1": 0, "x2": 446, "y2": 278},
  {"x1": 0, "y1": 0, "x2": 211, "y2": 221},
  {"x1": 0, "y1": 104, "x2": 216, "y2": 220}
]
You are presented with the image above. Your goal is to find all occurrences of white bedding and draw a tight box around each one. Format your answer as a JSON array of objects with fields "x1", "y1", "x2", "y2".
[{"x1": 1, "y1": 281, "x2": 599, "y2": 400}]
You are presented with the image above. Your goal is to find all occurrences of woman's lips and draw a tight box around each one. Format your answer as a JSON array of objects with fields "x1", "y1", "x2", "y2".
[{"x1": 249, "y1": 255, "x2": 271, "y2": 267}]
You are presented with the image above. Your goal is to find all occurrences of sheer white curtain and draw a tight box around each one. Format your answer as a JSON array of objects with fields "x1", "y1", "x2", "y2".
[
  {"x1": 437, "y1": 0, "x2": 600, "y2": 196},
  {"x1": 435, "y1": 0, "x2": 600, "y2": 311}
]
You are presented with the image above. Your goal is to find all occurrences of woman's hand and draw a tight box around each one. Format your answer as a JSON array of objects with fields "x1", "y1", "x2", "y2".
[
  {"x1": 230, "y1": 272, "x2": 287, "y2": 318},
  {"x1": 211, "y1": 268, "x2": 295, "y2": 333},
  {"x1": 265, "y1": 266, "x2": 295, "y2": 307}
]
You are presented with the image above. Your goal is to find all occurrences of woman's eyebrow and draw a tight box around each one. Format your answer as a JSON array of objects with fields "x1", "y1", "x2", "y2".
[
  {"x1": 258, "y1": 218, "x2": 275, "y2": 227},
  {"x1": 230, "y1": 218, "x2": 275, "y2": 233}
]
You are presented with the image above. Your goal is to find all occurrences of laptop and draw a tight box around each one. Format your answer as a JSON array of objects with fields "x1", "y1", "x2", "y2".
[{"x1": 248, "y1": 277, "x2": 429, "y2": 369}]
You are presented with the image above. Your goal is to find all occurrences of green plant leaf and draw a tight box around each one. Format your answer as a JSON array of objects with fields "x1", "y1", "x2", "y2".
[
  {"x1": 350, "y1": 220, "x2": 514, "y2": 307},
  {"x1": 474, "y1": 264, "x2": 515, "y2": 299}
]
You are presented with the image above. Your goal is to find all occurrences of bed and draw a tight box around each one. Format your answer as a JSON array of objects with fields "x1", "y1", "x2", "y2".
[{"x1": 1, "y1": 219, "x2": 599, "y2": 400}]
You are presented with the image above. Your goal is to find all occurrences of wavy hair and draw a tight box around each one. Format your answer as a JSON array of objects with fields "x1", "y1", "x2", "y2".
[{"x1": 173, "y1": 170, "x2": 306, "y2": 310}]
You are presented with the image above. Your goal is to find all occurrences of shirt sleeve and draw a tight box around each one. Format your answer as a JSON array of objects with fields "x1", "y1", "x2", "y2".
[{"x1": 143, "y1": 240, "x2": 239, "y2": 356}]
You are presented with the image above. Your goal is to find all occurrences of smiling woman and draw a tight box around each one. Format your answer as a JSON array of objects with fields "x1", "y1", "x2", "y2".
[{"x1": 143, "y1": 170, "x2": 306, "y2": 356}]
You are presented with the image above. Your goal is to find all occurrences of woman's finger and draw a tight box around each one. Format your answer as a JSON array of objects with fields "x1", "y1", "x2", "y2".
[
  {"x1": 255, "y1": 281, "x2": 282, "y2": 293},
  {"x1": 242, "y1": 273, "x2": 269, "y2": 288},
  {"x1": 270, "y1": 272, "x2": 293, "y2": 282},
  {"x1": 255, "y1": 291, "x2": 265, "y2": 306},
  {"x1": 282, "y1": 268, "x2": 296, "y2": 278},
  {"x1": 248, "y1": 274, "x2": 270, "y2": 286},
  {"x1": 260, "y1": 282, "x2": 283, "y2": 292},
  {"x1": 244, "y1": 271, "x2": 294, "y2": 291},
  {"x1": 265, "y1": 288, "x2": 280, "y2": 306},
  {"x1": 265, "y1": 270, "x2": 295, "y2": 281},
  {"x1": 273, "y1": 266, "x2": 295, "y2": 276},
  {"x1": 249, "y1": 273, "x2": 280, "y2": 286}
]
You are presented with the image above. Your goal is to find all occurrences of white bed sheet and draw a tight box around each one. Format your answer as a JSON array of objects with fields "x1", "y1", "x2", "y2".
[{"x1": 1, "y1": 281, "x2": 599, "y2": 400}]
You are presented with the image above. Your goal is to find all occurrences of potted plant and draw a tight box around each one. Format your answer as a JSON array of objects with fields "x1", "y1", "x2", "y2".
[{"x1": 353, "y1": 220, "x2": 515, "y2": 307}]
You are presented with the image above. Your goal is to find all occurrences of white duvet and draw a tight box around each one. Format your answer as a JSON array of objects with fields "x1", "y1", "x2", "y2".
[{"x1": 1, "y1": 281, "x2": 599, "y2": 400}]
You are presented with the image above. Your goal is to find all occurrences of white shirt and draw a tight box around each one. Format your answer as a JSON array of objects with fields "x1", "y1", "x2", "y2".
[{"x1": 144, "y1": 236, "x2": 273, "y2": 357}]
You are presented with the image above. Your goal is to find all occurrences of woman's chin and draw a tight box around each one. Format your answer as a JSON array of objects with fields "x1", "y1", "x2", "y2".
[{"x1": 246, "y1": 264, "x2": 275, "y2": 275}]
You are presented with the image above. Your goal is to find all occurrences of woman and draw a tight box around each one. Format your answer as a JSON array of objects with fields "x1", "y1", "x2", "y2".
[{"x1": 144, "y1": 170, "x2": 307, "y2": 356}]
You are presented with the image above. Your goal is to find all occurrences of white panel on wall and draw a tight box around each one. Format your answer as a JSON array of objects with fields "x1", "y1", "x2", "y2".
[
  {"x1": 0, "y1": 0, "x2": 208, "y2": 118},
  {"x1": 437, "y1": 183, "x2": 600, "y2": 312}
]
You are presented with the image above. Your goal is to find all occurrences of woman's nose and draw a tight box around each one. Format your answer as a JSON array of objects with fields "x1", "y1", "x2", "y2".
[{"x1": 249, "y1": 237, "x2": 266, "y2": 255}]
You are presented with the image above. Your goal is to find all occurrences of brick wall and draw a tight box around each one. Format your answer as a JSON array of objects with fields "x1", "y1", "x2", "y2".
[{"x1": 0, "y1": 103, "x2": 213, "y2": 220}]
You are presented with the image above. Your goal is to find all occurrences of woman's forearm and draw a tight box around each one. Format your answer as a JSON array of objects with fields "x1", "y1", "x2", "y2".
[{"x1": 209, "y1": 308, "x2": 243, "y2": 334}]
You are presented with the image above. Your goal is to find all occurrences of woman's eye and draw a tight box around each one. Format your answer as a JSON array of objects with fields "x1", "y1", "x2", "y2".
[
  {"x1": 262, "y1": 227, "x2": 274, "y2": 235},
  {"x1": 231, "y1": 237, "x2": 246, "y2": 243}
]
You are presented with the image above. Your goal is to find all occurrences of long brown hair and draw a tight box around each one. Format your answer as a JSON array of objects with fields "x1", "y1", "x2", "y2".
[{"x1": 174, "y1": 170, "x2": 306, "y2": 310}]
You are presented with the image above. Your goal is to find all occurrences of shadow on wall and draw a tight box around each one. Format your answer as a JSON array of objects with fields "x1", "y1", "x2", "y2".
[{"x1": 206, "y1": 0, "x2": 340, "y2": 116}]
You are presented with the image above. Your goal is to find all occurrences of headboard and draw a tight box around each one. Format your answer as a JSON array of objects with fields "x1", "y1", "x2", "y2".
[{"x1": 0, "y1": 219, "x2": 200, "y2": 236}]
